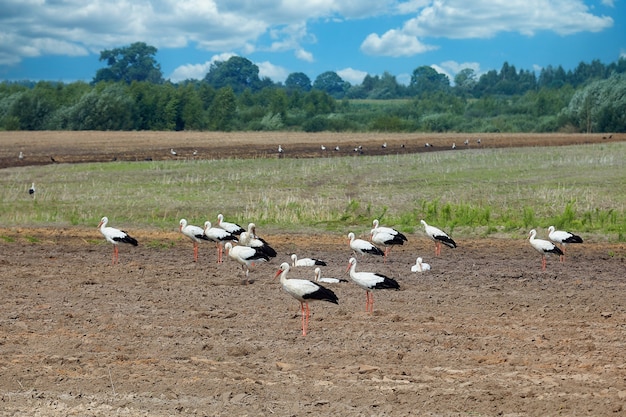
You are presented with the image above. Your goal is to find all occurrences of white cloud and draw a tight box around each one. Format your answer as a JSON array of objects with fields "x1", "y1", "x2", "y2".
[
  {"x1": 431, "y1": 61, "x2": 482, "y2": 84},
  {"x1": 168, "y1": 52, "x2": 235, "y2": 82},
  {"x1": 361, "y1": 29, "x2": 438, "y2": 57},
  {"x1": 257, "y1": 61, "x2": 289, "y2": 82},
  {"x1": 337, "y1": 67, "x2": 368, "y2": 84},
  {"x1": 295, "y1": 48, "x2": 314, "y2": 62},
  {"x1": 403, "y1": 0, "x2": 614, "y2": 39}
]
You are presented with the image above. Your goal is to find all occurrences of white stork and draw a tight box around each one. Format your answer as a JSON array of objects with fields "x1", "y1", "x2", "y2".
[
  {"x1": 216, "y1": 213, "x2": 245, "y2": 236},
  {"x1": 528, "y1": 229, "x2": 563, "y2": 270},
  {"x1": 225, "y1": 242, "x2": 270, "y2": 284},
  {"x1": 291, "y1": 253, "x2": 327, "y2": 267},
  {"x1": 98, "y1": 216, "x2": 138, "y2": 265},
  {"x1": 239, "y1": 223, "x2": 277, "y2": 257},
  {"x1": 275, "y1": 262, "x2": 338, "y2": 336},
  {"x1": 314, "y1": 267, "x2": 348, "y2": 284},
  {"x1": 348, "y1": 232, "x2": 384, "y2": 258},
  {"x1": 411, "y1": 257, "x2": 431, "y2": 272},
  {"x1": 179, "y1": 219, "x2": 211, "y2": 262},
  {"x1": 370, "y1": 220, "x2": 407, "y2": 262},
  {"x1": 420, "y1": 220, "x2": 456, "y2": 256},
  {"x1": 203, "y1": 221, "x2": 238, "y2": 263},
  {"x1": 346, "y1": 257, "x2": 399, "y2": 313},
  {"x1": 548, "y1": 225, "x2": 583, "y2": 262}
]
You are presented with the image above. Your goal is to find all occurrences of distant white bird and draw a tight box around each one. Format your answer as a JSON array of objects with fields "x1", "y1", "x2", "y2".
[
  {"x1": 547, "y1": 226, "x2": 583, "y2": 262},
  {"x1": 420, "y1": 220, "x2": 456, "y2": 256},
  {"x1": 346, "y1": 257, "x2": 400, "y2": 313},
  {"x1": 477, "y1": 138, "x2": 481, "y2": 144},
  {"x1": 225, "y1": 242, "x2": 270, "y2": 283},
  {"x1": 28, "y1": 182, "x2": 35, "y2": 197},
  {"x1": 348, "y1": 232, "x2": 384, "y2": 258},
  {"x1": 216, "y1": 213, "x2": 245, "y2": 236},
  {"x1": 278, "y1": 145, "x2": 284, "y2": 154},
  {"x1": 451, "y1": 143, "x2": 456, "y2": 149},
  {"x1": 275, "y1": 262, "x2": 338, "y2": 336},
  {"x1": 411, "y1": 257, "x2": 431, "y2": 272},
  {"x1": 321, "y1": 145, "x2": 326, "y2": 151},
  {"x1": 334, "y1": 146, "x2": 340, "y2": 151},
  {"x1": 98, "y1": 216, "x2": 138, "y2": 265},
  {"x1": 170, "y1": 148, "x2": 177, "y2": 156},
  {"x1": 314, "y1": 267, "x2": 348, "y2": 284},
  {"x1": 291, "y1": 253, "x2": 327, "y2": 267},
  {"x1": 203, "y1": 221, "x2": 238, "y2": 263},
  {"x1": 193, "y1": 149, "x2": 198, "y2": 156},
  {"x1": 528, "y1": 229, "x2": 563, "y2": 270},
  {"x1": 425, "y1": 143, "x2": 431, "y2": 147},
  {"x1": 179, "y1": 219, "x2": 211, "y2": 262},
  {"x1": 19, "y1": 151, "x2": 24, "y2": 160},
  {"x1": 381, "y1": 142, "x2": 387, "y2": 148}
]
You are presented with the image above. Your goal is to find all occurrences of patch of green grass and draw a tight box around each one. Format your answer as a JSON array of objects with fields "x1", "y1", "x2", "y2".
[{"x1": 0, "y1": 142, "x2": 624, "y2": 240}]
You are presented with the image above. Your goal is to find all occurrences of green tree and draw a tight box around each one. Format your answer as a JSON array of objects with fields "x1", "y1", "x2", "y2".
[
  {"x1": 204, "y1": 56, "x2": 264, "y2": 94},
  {"x1": 409, "y1": 66, "x2": 450, "y2": 95},
  {"x1": 285, "y1": 72, "x2": 312, "y2": 92},
  {"x1": 209, "y1": 87, "x2": 237, "y2": 130},
  {"x1": 313, "y1": 71, "x2": 350, "y2": 98},
  {"x1": 93, "y1": 42, "x2": 163, "y2": 84},
  {"x1": 454, "y1": 68, "x2": 477, "y2": 97}
]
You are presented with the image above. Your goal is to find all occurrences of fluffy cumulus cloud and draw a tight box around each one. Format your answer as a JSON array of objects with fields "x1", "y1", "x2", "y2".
[
  {"x1": 337, "y1": 67, "x2": 368, "y2": 84},
  {"x1": 363, "y1": 0, "x2": 614, "y2": 57}
]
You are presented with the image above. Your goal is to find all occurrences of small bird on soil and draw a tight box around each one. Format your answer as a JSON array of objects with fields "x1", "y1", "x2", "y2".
[
  {"x1": 528, "y1": 229, "x2": 563, "y2": 271},
  {"x1": 547, "y1": 226, "x2": 583, "y2": 262},
  {"x1": 98, "y1": 216, "x2": 138, "y2": 265}
]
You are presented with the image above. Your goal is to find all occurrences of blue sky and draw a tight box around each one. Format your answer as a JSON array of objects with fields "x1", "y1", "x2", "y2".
[{"x1": 0, "y1": 0, "x2": 624, "y2": 86}]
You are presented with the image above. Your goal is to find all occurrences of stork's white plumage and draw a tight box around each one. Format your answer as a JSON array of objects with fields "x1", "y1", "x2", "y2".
[
  {"x1": 239, "y1": 223, "x2": 277, "y2": 257},
  {"x1": 179, "y1": 219, "x2": 211, "y2": 262},
  {"x1": 275, "y1": 262, "x2": 338, "y2": 336},
  {"x1": 346, "y1": 257, "x2": 399, "y2": 313},
  {"x1": 411, "y1": 257, "x2": 431, "y2": 272},
  {"x1": 203, "y1": 221, "x2": 238, "y2": 263},
  {"x1": 98, "y1": 216, "x2": 138, "y2": 265},
  {"x1": 548, "y1": 226, "x2": 583, "y2": 262},
  {"x1": 370, "y1": 220, "x2": 407, "y2": 262},
  {"x1": 28, "y1": 182, "x2": 35, "y2": 197},
  {"x1": 216, "y1": 213, "x2": 245, "y2": 236},
  {"x1": 225, "y1": 242, "x2": 270, "y2": 284},
  {"x1": 528, "y1": 229, "x2": 563, "y2": 270},
  {"x1": 314, "y1": 267, "x2": 348, "y2": 284},
  {"x1": 291, "y1": 253, "x2": 327, "y2": 267},
  {"x1": 420, "y1": 220, "x2": 456, "y2": 256},
  {"x1": 348, "y1": 232, "x2": 384, "y2": 258}
]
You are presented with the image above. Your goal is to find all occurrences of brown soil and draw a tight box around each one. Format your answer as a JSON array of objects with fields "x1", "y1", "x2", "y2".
[{"x1": 1, "y1": 131, "x2": 625, "y2": 416}]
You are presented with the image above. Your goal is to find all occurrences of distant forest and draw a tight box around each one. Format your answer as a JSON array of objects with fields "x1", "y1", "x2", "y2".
[{"x1": 1, "y1": 42, "x2": 625, "y2": 133}]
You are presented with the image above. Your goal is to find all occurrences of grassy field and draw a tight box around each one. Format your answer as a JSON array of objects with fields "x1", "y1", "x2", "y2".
[{"x1": 1, "y1": 142, "x2": 624, "y2": 241}]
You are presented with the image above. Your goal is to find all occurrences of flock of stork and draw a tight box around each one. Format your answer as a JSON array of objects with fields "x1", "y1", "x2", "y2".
[{"x1": 97, "y1": 214, "x2": 583, "y2": 336}]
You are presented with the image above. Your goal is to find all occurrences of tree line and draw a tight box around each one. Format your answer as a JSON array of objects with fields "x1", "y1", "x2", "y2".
[{"x1": 1, "y1": 42, "x2": 625, "y2": 133}]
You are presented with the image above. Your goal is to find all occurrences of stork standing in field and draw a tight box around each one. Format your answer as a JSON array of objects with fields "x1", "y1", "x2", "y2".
[
  {"x1": 528, "y1": 229, "x2": 563, "y2": 270},
  {"x1": 411, "y1": 257, "x2": 431, "y2": 272},
  {"x1": 291, "y1": 253, "x2": 327, "y2": 267},
  {"x1": 98, "y1": 216, "x2": 138, "y2": 265},
  {"x1": 348, "y1": 232, "x2": 384, "y2": 258},
  {"x1": 420, "y1": 220, "x2": 456, "y2": 256},
  {"x1": 179, "y1": 219, "x2": 211, "y2": 262},
  {"x1": 346, "y1": 257, "x2": 399, "y2": 313},
  {"x1": 225, "y1": 242, "x2": 270, "y2": 284},
  {"x1": 28, "y1": 182, "x2": 35, "y2": 198},
  {"x1": 203, "y1": 221, "x2": 238, "y2": 263},
  {"x1": 239, "y1": 223, "x2": 277, "y2": 257},
  {"x1": 216, "y1": 213, "x2": 245, "y2": 236},
  {"x1": 370, "y1": 219, "x2": 408, "y2": 262},
  {"x1": 314, "y1": 267, "x2": 348, "y2": 284},
  {"x1": 275, "y1": 262, "x2": 338, "y2": 336},
  {"x1": 548, "y1": 226, "x2": 583, "y2": 262}
]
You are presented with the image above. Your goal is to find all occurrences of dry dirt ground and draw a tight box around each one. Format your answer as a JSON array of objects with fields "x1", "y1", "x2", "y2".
[{"x1": 1, "y1": 131, "x2": 625, "y2": 416}]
